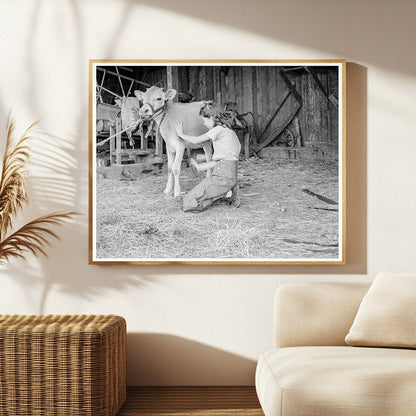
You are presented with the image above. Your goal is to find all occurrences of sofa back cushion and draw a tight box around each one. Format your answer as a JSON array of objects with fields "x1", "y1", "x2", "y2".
[
  {"x1": 274, "y1": 282, "x2": 370, "y2": 348},
  {"x1": 345, "y1": 272, "x2": 416, "y2": 348}
]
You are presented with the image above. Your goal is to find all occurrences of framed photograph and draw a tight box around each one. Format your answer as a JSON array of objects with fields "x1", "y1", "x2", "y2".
[{"x1": 89, "y1": 60, "x2": 346, "y2": 265}]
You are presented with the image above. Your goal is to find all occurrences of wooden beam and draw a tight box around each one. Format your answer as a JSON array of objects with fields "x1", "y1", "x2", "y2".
[
  {"x1": 244, "y1": 131, "x2": 250, "y2": 160},
  {"x1": 305, "y1": 67, "x2": 338, "y2": 109},
  {"x1": 115, "y1": 67, "x2": 125, "y2": 97},
  {"x1": 119, "y1": 66, "x2": 133, "y2": 73},
  {"x1": 97, "y1": 67, "x2": 151, "y2": 89},
  {"x1": 167, "y1": 66, "x2": 179, "y2": 100},
  {"x1": 251, "y1": 67, "x2": 259, "y2": 145},
  {"x1": 116, "y1": 117, "x2": 122, "y2": 165},
  {"x1": 257, "y1": 89, "x2": 291, "y2": 141},
  {"x1": 252, "y1": 69, "x2": 303, "y2": 153},
  {"x1": 127, "y1": 80, "x2": 134, "y2": 97},
  {"x1": 98, "y1": 86, "x2": 122, "y2": 99},
  {"x1": 109, "y1": 124, "x2": 116, "y2": 165},
  {"x1": 277, "y1": 68, "x2": 303, "y2": 103},
  {"x1": 214, "y1": 67, "x2": 222, "y2": 105},
  {"x1": 302, "y1": 188, "x2": 338, "y2": 205}
]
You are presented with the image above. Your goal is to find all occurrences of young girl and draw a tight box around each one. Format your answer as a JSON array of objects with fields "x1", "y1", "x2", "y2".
[{"x1": 175, "y1": 102, "x2": 241, "y2": 212}]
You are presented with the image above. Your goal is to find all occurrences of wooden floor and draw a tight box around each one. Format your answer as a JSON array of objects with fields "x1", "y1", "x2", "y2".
[{"x1": 117, "y1": 386, "x2": 264, "y2": 416}]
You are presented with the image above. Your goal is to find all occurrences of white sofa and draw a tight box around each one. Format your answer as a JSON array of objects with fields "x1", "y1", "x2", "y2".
[{"x1": 255, "y1": 282, "x2": 416, "y2": 416}]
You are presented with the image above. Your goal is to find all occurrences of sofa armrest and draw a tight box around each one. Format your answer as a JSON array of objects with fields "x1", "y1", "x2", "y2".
[{"x1": 274, "y1": 282, "x2": 370, "y2": 348}]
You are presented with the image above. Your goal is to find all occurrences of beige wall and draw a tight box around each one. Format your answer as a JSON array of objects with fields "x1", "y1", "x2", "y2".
[{"x1": 0, "y1": 0, "x2": 415, "y2": 385}]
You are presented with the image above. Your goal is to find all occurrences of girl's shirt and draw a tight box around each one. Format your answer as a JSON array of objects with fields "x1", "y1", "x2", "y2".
[{"x1": 205, "y1": 125, "x2": 241, "y2": 161}]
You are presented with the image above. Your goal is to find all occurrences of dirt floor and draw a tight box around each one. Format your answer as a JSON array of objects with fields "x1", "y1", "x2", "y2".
[{"x1": 94, "y1": 157, "x2": 340, "y2": 262}]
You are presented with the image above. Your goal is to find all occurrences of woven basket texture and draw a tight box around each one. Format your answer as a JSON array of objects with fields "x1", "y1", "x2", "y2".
[{"x1": 0, "y1": 314, "x2": 126, "y2": 416}]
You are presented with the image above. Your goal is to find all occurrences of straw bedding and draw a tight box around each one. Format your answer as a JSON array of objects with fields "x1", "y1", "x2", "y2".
[{"x1": 96, "y1": 157, "x2": 339, "y2": 260}]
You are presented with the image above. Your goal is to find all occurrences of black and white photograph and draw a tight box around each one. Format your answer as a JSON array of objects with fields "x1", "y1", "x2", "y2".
[{"x1": 89, "y1": 60, "x2": 345, "y2": 264}]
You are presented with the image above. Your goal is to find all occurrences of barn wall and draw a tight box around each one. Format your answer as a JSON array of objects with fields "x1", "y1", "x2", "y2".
[
  {"x1": 181, "y1": 66, "x2": 339, "y2": 148},
  {"x1": 293, "y1": 69, "x2": 339, "y2": 146},
  {"x1": 0, "y1": 0, "x2": 415, "y2": 386}
]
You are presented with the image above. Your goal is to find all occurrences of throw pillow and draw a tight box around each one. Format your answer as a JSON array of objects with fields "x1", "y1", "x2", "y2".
[{"x1": 345, "y1": 272, "x2": 416, "y2": 348}]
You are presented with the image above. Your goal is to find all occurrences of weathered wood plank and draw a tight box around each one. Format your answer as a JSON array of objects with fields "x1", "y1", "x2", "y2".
[
  {"x1": 167, "y1": 66, "x2": 179, "y2": 101},
  {"x1": 177, "y1": 67, "x2": 189, "y2": 96},
  {"x1": 254, "y1": 69, "x2": 302, "y2": 152},
  {"x1": 213, "y1": 66, "x2": 222, "y2": 105},
  {"x1": 244, "y1": 131, "x2": 250, "y2": 160},
  {"x1": 251, "y1": 67, "x2": 259, "y2": 144},
  {"x1": 188, "y1": 67, "x2": 199, "y2": 99},
  {"x1": 257, "y1": 67, "x2": 267, "y2": 133},
  {"x1": 109, "y1": 124, "x2": 116, "y2": 163},
  {"x1": 97, "y1": 67, "x2": 151, "y2": 88},
  {"x1": 200, "y1": 67, "x2": 207, "y2": 100},
  {"x1": 305, "y1": 67, "x2": 338, "y2": 109},
  {"x1": 176, "y1": 65, "x2": 338, "y2": 150},
  {"x1": 261, "y1": 67, "x2": 269, "y2": 122},
  {"x1": 205, "y1": 66, "x2": 214, "y2": 100},
  {"x1": 254, "y1": 92, "x2": 301, "y2": 152},
  {"x1": 242, "y1": 66, "x2": 253, "y2": 115},
  {"x1": 116, "y1": 117, "x2": 122, "y2": 165},
  {"x1": 221, "y1": 68, "x2": 229, "y2": 105},
  {"x1": 268, "y1": 66, "x2": 277, "y2": 116},
  {"x1": 257, "y1": 89, "x2": 291, "y2": 140},
  {"x1": 227, "y1": 67, "x2": 235, "y2": 106},
  {"x1": 234, "y1": 67, "x2": 243, "y2": 112}
]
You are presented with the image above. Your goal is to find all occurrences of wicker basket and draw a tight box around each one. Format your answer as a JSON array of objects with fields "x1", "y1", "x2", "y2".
[{"x1": 0, "y1": 314, "x2": 126, "y2": 416}]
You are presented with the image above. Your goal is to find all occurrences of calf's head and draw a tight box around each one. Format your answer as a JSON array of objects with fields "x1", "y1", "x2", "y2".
[{"x1": 135, "y1": 86, "x2": 176, "y2": 119}]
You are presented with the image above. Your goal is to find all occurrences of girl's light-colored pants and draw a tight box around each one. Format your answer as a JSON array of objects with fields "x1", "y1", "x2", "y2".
[{"x1": 183, "y1": 160, "x2": 238, "y2": 212}]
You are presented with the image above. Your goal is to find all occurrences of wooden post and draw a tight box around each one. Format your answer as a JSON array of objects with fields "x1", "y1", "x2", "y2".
[
  {"x1": 115, "y1": 66, "x2": 125, "y2": 97},
  {"x1": 167, "y1": 66, "x2": 179, "y2": 100},
  {"x1": 109, "y1": 124, "x2": 115, "y2": 165},
  {"x1": 116, "y1": 117, "x2": 122, "y2": 165},
  {"x1": 214, "y1": 67, "x2": 222, "y2": 105},
  {"x1": 155, "y1": 129, "x2": 162, "y2": 156},
  {"x1": 251, "y1": 67, "x2": 259, "y2": 146},
  {"x1": 139, "y1": 124, "x2": 148, "y2": 151},
  {"x1": 216, "y1": 92, "x2": 222, "y2": 107},
  {"x1": 244, "y1": 131, "x2": 250, "y2": 160},
  {"x1": 305, "y1": 67, "x2": 338, "y2": 109},
  {"x1": 127, "y1": 79, "x2": 134, "y2": 97},
  {"x1": 97, "y1": 67, "x2": 152, "y2": 89},
  {"x1": 294, "y1": 117, "x2": 302, "y2": 147}
]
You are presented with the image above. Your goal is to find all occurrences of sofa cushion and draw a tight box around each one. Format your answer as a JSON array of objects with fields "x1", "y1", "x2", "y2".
[
  {"x1": 256, "y1": 346, "x2": 416, "y2": 416},
  {"x1": 274, "y1": 283, "x2": 370, "y2": 348},
  {"x1": 345, "y1": 272, "x2": 416, "y2": 348}
]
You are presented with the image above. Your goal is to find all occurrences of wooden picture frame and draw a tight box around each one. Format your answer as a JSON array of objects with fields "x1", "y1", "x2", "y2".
[{"x1": 89, "y1": 60, "x2": 346, "y2": 265}]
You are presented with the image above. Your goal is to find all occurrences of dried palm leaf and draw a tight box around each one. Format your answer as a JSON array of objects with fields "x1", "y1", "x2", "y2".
[
  {"x1": 0, "y1": 116, "x2": 39, "y2": 238},
  {"x1": 0, "y1": 115, "x2": 79, "y2": 264},
  {"x1": 0, "y1": 212, "x2": 78, "y2": 264}
]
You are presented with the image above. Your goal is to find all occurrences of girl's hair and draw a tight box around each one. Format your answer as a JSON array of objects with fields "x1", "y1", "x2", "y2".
[{"x1": 199, "y1": 101, "x2": 234, "y2": 128}]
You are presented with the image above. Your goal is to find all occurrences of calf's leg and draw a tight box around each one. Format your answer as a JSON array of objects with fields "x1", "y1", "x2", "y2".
[
  {"x1": 164, "y1": 148, "x2": 175, "y2": 195},
  {"x1": 172, "y1": 142, "x2": 186, "y2": 198}
]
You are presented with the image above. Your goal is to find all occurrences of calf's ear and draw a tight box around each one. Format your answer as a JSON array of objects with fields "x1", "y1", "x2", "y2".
[
  {"x1": 165, "y1": 89, "x2": 177, "y2": 101},
  {"x1": 134, "y1": 90, "x2": 143, "y2": 101}
]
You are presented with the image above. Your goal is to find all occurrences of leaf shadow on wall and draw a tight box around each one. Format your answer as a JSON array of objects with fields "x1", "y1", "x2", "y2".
[
  {"x1": 134, "y1": 0, "x2": 413, "y2": 76},
  {"x1": 0, "y1": 0, "x2": 159, "y2": 313},
  {"x1": 126, "y1": 333, "x2": 257, "y2": 386},
  {"x1": 0, "y1": 129, "x2": 153, "y2": 314}
]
